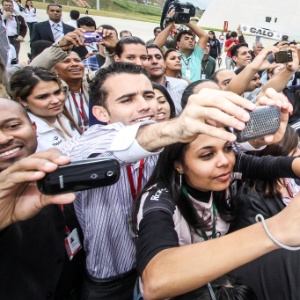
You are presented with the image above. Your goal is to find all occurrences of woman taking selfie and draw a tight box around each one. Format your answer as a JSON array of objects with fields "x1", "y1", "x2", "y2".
[
  {"x1": 133, "y1": 125, "x2": 300, "y2": 299},
  {"x1": 9, "y1": 66, "x2": 80, "y2": 151}
]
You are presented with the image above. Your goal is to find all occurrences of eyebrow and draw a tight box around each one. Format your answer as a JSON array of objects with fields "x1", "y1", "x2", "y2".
[
  {"x1": 115, "y1": 90, "x2": 155, "y2": 102},
  {"x1": 195, "y1": 141, "x2": 230, "y2": 154},
  {"x1": 0, "y1": 117, "x2": 22, "y2": 126}
]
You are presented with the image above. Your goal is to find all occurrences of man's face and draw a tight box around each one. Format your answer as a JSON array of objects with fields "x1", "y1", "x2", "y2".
[
  {"x1": 204, "y1": 43, "x2": 210, "y2": 55},
  {"x1": 101, "y1": 73, "x2": 157, "y2": 125},
  {"x1": 216, "y1": 70, "x2": 236, "y2": 90},
  {"x1": 232, "y1": 46, "x2": 252, "y2": 68},
  {"x1": 114, "y1": 43, "x2": 149, "y2": 68},
  {"x1": 79, "y1": 25, "x2": 96, "y2": 32},
  {"x1": 2, "y1": 1, "x2": 13, "y2": 12},
  {"x1": 47, "y1": 5, "x2": 62, "y2": 22},
  {"x1": 120, "y1": 32, "x2": 131, "y2": 38},
  {"x1": 154, "y1": 28, "x2": 161, "y2": 37},
  {"x1": 253, "y1": 43, "x2": 263, "y2": 56},
  {"x1": 146, "y1": 47, "x2": 166, "y2": 80},
  {"x1": 246, "y1": 73, "x2": 262, "y2": 92},
  {"x1": 177, "y1": 34, "x2": 196, "y2": 52},
  {"x1": 0, "y1": 100, "x2": 37, "y2": 171}
]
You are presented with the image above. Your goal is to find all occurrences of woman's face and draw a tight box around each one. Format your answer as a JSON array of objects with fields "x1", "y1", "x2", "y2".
[
  {"x1": 154, "y1": 88, "x2": 171, "y2": 122},
  {"x1": 52, "y1": 52, "x2": 84, "y2": 82},
  {"x1": 176, "y1": 132, "x2": 236, "y2": 192},
  {"x1": 26, "y1": 1, "x2": 32, "y2": 6},
  {"x1": 165, "y1": 51, "x2": 182, "y2": 72},
  {"x1": 22, "y1": 80, "x2": 66, "y2": 123}
]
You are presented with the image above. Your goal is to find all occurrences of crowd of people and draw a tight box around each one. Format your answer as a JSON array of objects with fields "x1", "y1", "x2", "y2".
[{"x1": 1, "y1": 1, "x2": 300, "y2": 300}]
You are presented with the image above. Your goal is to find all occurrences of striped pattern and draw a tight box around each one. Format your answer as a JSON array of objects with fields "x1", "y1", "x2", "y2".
[{"x1": 60, "y1": 124, "x2": 158, "y2": 278}]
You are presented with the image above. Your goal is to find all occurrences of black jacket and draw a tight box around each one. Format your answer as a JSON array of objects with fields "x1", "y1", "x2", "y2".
[{"x1": 0, "y1": 204, "x2": 85, "y2": 299}]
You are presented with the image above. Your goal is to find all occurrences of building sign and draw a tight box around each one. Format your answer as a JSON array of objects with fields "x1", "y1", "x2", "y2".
[
  {"x1": 240, "y1": 24, "x2": 282, "y2": 40},
  {"x1": 223, "y1": 21, "x2": 228, "y2": 32}
]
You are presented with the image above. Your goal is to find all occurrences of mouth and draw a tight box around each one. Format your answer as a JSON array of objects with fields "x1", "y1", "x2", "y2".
[
  {"x1": 50, "y1": 104, "x2": 63, "y2": 111},
  {"x1": 0, "y1": 146, "x2": 22, "y2": 159},
  {"x1": 214, "y1": 172, "x2": 231, "y2": 182},
  {"x1": 132, "y1": 115, "x2": 154, "y2": 123},
  {"x1": 156, "y1": 113, "x2": 166, "y2": 121},
  {"x1": 69, "y1": 69, "x2": 82, "y2": 74}
]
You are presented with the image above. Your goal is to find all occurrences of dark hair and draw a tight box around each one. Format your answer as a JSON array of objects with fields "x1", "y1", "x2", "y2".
[
  {"x1": 70, "y1": 9, "x2": 80, "y2": 20},
  {"x1": 25, "y1": 0, "x2": 35, "y2": 10},
  {"x1": 119, "y1": 30, "x2": 132, "y2": 38},
  {"x1": 152, "y1": 82, "x2": 176, "y2": 119},
  {"x1": 231, "y1": 43, "x2": 249, "y2": 57},
  {"x1": 164, "y1": 48, "x2": 178, "y2": 60},
  {"x1": 176, "y1": 30, "x2": 194, "y2": 42},
  {"x1": 181, "y1": 79, "x2": 217, "y2": 109},
  {"x1": 211, "y1": 68, "x2": 226, "y2": 84},
  {"x1": 230, "y1": 31, "x2": 237, "y2": 38},
  {"x1": 115, "y1": 36, "x2": 145, "y2": 57},
  {"x1": 2, "y1": 0, "x2": 13, "y2": 4},
  {"x1": 89, "y1": 62, "x2": 150, "y2": 107},
  {"x1": 47, "y1": 3, "x2": 62, "y2": 10},
  {"x1": 172, "y1": 275, "x2": 257, "y2": 300},
  {"x1": 134, "y1": 133, "x2": 236, "y2": 235},
  {"x1": 100, "y1": 24, "x2": 118, "y2": 35},
  {"x1": 146, "y1": 43, "x2": 164, "y2": 57},
  {"x1": 154, "y1": 26, "x2": 161, "y2": 34},
  {"x1": 77, "y1": 16, "x2": 96, "y2": 29},
  {"x1": 246, "y1": 125, "x2": 299, "y2": 198},
  {"x1": 208, "y1": 30, "x2": 216, "y2": 40},
  {"x1": 30, "y1": 40, "x2": 53, "y2": 60}
]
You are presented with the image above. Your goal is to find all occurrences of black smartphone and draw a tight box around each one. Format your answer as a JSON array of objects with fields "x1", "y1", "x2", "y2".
[
  {"x1": 37, "y1": 157, "x2": 120, "y2": 195},
  {"x1": 275, "y1": 50, "x2": 293, "y2": 63},
  {"x1": 233, "y1": 106, "x2": 281, "y2": 142}
]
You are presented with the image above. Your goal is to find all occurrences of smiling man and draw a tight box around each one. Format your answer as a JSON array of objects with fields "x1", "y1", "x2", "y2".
[{"x1": 231, "y1": 43, "x2": 253, "y2": 69}]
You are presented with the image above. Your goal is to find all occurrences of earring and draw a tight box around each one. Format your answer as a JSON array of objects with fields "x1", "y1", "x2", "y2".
[{"x1": 179, "y1": 173, "x2": 182, "y2": 188}]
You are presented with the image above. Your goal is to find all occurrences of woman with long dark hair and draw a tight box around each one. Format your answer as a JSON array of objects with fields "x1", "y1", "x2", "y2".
[
  {"x1": 23, "y1": 0, "x2": 37, "y2": 38},
  {"x1": 9, "y1": 66, "x2": 80, "y2": 151},
  {"x1": 208, "y1": 31, "x2": 221, "y2": 60}
]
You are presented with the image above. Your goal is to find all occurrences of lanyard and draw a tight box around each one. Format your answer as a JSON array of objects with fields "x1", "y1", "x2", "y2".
[
  {"x1": 70, "y1": 88, "x2": 87, "y2": 130},
  {"x1": 202, "y1": 60, "x2": 210, "y2": 74},
  {"x1": 182, "y1": 185, "x2": 217, "y2": 240},
  {"x1": 126, "y1": 159, "x2": 145, "y2": 202}
]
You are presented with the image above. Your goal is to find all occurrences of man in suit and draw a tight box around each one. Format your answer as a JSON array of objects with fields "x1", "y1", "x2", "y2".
[{"x1": 30, "y1": 3, "x2": 74, "y2": 44}]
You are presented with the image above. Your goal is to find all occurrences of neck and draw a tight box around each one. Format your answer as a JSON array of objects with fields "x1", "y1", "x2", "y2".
[
  {"x1": 67, "y1": 80, "x2": 82, "y2": 93},
  {"x1": 165, "y1": 69, "x2": 179, "y2": 78},
  {"x1": 203, "y1": 54, "x2": 209, "y2": 60},
  {"x1": 179, "y1": 48, "x2": 192, "y2": 58},
  {"x1": 151, "y1": 74, "x2": 165, "y2": 85},
  {"x1": 185, "y1": 183, "x2": 212, "y2": 203}
]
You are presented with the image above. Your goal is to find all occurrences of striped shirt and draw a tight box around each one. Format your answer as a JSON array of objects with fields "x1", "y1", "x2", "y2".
[{"x1": 60, "y1": 122, "x2": 161, "y2": 278}]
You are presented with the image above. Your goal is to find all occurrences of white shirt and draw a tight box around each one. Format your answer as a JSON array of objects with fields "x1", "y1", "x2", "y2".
[
  {"x1": 49, "y1": 20, "x2": 64, "y2": 42},
  {"x1": 5, "y1": 14, "x2": 18, "y2": 36},
  {"x1": 28, "y1": 112, "x2": 80, "y2": 152}
]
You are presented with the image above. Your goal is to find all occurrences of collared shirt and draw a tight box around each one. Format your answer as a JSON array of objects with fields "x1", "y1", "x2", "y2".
[
  {"x1": 49, "y1": 20, "x2": 64, "y2": 42},
  {"x1": 59, "y1": 122, "x2": 162, "y2": 278},
  {"x1": 83, "y1": 54, "x2": 105, "y2": 71},
  {"x1": 179, "y1": 44, "x2": 204, "y2": 82},
  {"x1": 164, "y1": 76, "x2": 188, "y2": 115},
  {"x1": 6, "y1": 14, "x2": 18, "y2": 36}
]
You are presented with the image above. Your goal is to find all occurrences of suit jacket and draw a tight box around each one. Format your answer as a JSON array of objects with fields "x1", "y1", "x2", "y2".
[{"x1": 30, "y1": 20, "x2": 75, "y2": 43}]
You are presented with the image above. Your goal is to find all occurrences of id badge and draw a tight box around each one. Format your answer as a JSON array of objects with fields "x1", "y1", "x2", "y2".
[
  {"x1": 64, "y1": 228, "x2": 82, "y2": 260},
  {"x1": 186, "y1": 69, "x2": 191, "y2": 78},
  {"x1": 201, "y1": 74, "x2": 206, "y2": 79}
]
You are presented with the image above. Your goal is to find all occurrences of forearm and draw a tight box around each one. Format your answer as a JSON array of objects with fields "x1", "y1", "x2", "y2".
[
  {"x1": 142, "y1": 222, "x2": 277, "y2": 300},
  {"x1": 153, "y1": 23, "x2": 172, "y2": 49},
  {"x1": 30, "y1": 44, "x2": 69, "y2": 69}
]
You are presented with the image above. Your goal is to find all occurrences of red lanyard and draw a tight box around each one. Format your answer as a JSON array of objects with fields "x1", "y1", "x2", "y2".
[
  {"x1": 126, "y1": 159, "x2": 145, "y2": 202},
  {"x1": 70, "y1": 88, "x2": 87, "y2": 128}
]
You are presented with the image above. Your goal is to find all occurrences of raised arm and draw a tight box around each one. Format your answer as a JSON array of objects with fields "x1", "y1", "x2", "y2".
[{"x1": 186, "y1": 22, "x2": 208, "y2": 51}]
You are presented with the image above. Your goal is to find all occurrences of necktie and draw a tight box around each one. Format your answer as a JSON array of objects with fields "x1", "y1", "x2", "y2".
[{"x1": 53, "y1": 23, "x2": 62, "y2": 42}]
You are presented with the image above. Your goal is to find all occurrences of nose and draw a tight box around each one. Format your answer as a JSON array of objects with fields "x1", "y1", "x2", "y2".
[
  {"x1": 0, "y1": 131, "x2": 13, "y2": 144},
  {"x1": 133, "y1": 58, "x2": 142, "y2": 66},
  {"x1": 137, "y1": 95, "x2": 151, "y2": 112},
  {"x1": 216, "y1": 151, "x2": 230, "y2": 168}
]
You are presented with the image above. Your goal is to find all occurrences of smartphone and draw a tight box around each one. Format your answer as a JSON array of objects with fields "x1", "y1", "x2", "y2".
[
  {"x1": 275, "y1": 50, "x2": 293, "y2": 63},
  {"x1": 83, "y1": 32, "x2": 102, "y2": 43},
  {"x1": 37, "y1": 157, "x2": 120, "y2": 195},
  {"x1": 233, "y1": 106, "x2": 281, "y2": 142}
]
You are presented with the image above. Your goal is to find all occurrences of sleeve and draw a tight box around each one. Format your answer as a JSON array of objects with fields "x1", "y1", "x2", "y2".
[
  {"x1": 137, "y1": 211, "x2": 179, "y2": 276},
  {"x1": 19, "y1": 16, "x2": 27, "y2": 37},
  {"x1": 30, "y1": 22, "x2": 39, "y2": 43},
  {"x1": 30, "y1": 44, "x2": 69, "y2": 69},
  {"x1": 234, "y1": 153, "x2": 297, "y2": 180}
]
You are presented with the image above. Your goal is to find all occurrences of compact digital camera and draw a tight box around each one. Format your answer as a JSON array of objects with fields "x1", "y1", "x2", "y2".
[
  {"x1": 83, "y1": 32, "x2": 103, "y2": 43},
  {"x1": 275, "y1": 50, "x2": 293, "y2": 63},
  {"x1": 37, "y1": 157, "x2": 120, "y2": 195}
]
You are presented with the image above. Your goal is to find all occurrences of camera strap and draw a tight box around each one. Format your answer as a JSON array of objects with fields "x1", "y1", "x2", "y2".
[{"x1": 126, "y1": 159, "x2": 145, "y2": 202}]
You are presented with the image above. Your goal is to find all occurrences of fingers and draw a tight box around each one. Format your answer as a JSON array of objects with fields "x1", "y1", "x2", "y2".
[{"x1": 59, "y1": 29, "x2": 85, "y2": 49}]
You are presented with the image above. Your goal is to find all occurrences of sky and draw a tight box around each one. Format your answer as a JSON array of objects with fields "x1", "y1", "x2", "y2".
[{"x1": 189, "y1": 0, "x2": 212, "y2": 10}]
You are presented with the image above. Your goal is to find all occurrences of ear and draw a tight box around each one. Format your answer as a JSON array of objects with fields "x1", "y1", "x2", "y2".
[
  {"x1": 31, "y1": 121, "x2": 37, "y2": 134},
  {"x1": 114, "y1": 55, "x2": 120, "y2": 62},
  {"x1": 92, "y1": 105, "x2": 110, "y2": 123},
  {"x1": 174, "y1": 161, "x2": 184, "y2": 175}
]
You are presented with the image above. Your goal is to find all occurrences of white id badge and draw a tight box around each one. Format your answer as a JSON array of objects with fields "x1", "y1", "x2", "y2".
[
  {"x1": 186, "y1": 69, "x2": 191, "y2": 78},
  {"x1": 201, "y1": 74, "x2": 206, "y2": 79},
  {"x1": 65, "y1": 228, "x2": 82, "y2": 260}
]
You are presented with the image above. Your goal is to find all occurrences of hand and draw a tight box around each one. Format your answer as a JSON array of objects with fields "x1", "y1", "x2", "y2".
[
  {"x1": 255, "y1": 88, "x2": 292, "y2": 145},
  {"x1": 250, "y1": 45, "x2": 280, "y2": 71},
  {"x1": 57, "y1": 28, "x2": 85, "y2": 51},
  {"x1": 174, "y1": 88, "x2": 256, "y2": 143},
  {"x1": 97, "y1": 27, "x2": 118, "y2": 54},
  {"x1": 285, "y1": 45, "x2": 299, "y2": 73},
  {"x1": 0, "y1": 149, "x2": 75, "y2": 230}
]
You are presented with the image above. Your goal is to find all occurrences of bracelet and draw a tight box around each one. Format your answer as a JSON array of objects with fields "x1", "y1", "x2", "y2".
[{"x1": 255, "y1": 214, "x2": 300, "y2": 251}]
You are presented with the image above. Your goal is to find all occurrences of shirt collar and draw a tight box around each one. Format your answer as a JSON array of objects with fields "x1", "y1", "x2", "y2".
[{"x1": 49, "y1": 20, "x2": 63, "y2": 27}]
